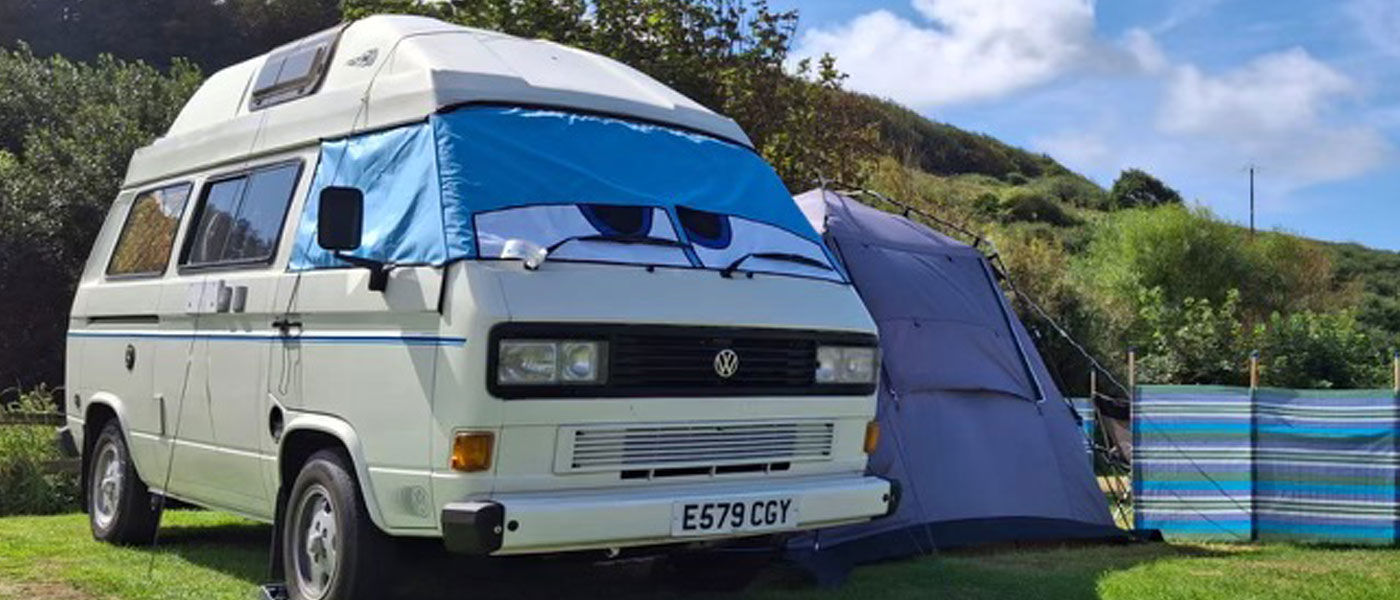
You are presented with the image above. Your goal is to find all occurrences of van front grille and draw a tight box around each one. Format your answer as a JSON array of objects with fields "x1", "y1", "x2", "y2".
[
  {"x1": 610, "y1": 334, "x2": 814, "y2": 389},
  {"x1": 488, "y1": 324, "x2": 878, "y2": 398},
  {"x1": 556, "y1": 421, "x2": 835, "y2": 474}
]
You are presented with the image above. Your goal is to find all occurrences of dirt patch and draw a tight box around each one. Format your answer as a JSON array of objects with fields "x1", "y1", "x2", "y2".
[{"x1": 0, "y1": 580, "x2": 98, "y2": 600}]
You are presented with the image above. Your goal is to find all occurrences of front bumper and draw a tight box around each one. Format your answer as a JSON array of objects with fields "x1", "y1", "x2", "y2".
[{"x1": 442, "y1": 474, "x2": 892, "y2": 556}]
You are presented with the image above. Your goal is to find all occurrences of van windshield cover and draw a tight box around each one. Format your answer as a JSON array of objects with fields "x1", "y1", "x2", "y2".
[{"x1": 289, "y1": 106, "x2": 846, "y2": 282}]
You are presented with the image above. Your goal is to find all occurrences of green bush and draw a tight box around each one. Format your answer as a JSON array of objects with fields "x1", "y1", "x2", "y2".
[
  {"x1": 999, "y1": 190, "x2": 1079, "y2": 227},
  {"x1": 971, "y1": 191, "x2": 1002, "y2": 220},
  {"x1": 1035, "y1": 174, "x2": 1108, "y2": 209},
  {"x1": 0, "y1": 387, "x2": 80, "y2": 516},
  {"x1": 1253, "y1": 310, "x2": 1389, "y2": 389},
  {"x1": 1127, "y1": 287, "x2": 1389, "y2": 389},
  {"x1": 1107, "y1": 168, "x2": 1182, "y2": 209}
]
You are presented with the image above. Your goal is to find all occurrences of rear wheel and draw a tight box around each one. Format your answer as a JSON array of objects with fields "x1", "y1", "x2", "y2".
[
  {"x1": 283, "y1": 450, "x2": 390, "y2": 600},
  {"x1": 87, "y1": 421, "x2": 161, "y2": 545}
]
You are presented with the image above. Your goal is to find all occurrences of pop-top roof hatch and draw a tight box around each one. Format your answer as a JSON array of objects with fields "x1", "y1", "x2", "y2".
[{"x1": 249, "y1": 24, "x2": 347, "y2": 111}]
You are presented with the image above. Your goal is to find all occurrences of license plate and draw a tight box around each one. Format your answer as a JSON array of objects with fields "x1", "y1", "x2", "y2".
[{"x1": 671, "y1": 497, "x2": 799, "y2": 536}]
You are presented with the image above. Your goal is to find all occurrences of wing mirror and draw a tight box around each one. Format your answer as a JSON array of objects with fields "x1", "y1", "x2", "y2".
[{"x1": 317, "y1": 186, "x2": 390, "y2": 292}]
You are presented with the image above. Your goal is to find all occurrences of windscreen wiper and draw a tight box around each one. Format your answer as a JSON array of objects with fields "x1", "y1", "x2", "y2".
[
  {"x1": 545, "y1": 233, "x2": 688, "y2": 255},
  {"x1": 505, "y1": 234, "x2": 689, "y2": 270},
  {"x1": 720, "y1": 252, "x2": 834, "y2": 278}
]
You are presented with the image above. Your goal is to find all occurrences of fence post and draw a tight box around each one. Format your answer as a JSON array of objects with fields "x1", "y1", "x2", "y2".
[
  {"x1": 1128, "y1": 348, "x2": 1137, "y2": 392},
  {"x1": 1250, "y1": 350, "x2": 1261, "y2": 391},
  {"x1": 1392, "y1": 350, "x2": 1400, "y2": 544},
  {"x1": 1392, "y1": 350, "x2": 1398, "y2": 395},
  {"x1": 1127, "y1": 348, "x2": 1138, "y2": 531},
  {"x1": 1249, "y1": 349, "x2": 1261, "y2": 541}
]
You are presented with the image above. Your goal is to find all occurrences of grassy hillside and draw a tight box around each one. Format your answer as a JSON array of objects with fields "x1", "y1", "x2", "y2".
[
  {"x1": 833, "y1": 93, "x2": 1397, "y2": 392},
  {"x1": 1331, "y1": 242, "x2": 1400, "y2": 338}
]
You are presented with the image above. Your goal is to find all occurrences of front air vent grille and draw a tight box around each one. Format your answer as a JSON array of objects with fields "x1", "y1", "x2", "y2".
[{"x1": 556, "y1": 421, "x2": 835, "y2": 475}]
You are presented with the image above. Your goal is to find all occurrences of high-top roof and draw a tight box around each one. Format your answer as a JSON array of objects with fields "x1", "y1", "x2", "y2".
[{"x1": 124, "y1": 15, "x2": 751, "y2": 187}]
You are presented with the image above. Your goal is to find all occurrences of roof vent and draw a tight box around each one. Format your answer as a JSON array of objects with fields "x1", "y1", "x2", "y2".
[{"x1": 249, "y1": 24, "x2": 346, "y2": 111}]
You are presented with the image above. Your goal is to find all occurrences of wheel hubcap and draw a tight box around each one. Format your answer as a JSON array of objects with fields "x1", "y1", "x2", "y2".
[
  {"x1": 293, "y1": 485, "x2": 339, "y2": 600},
  {"x1": 92, "y1": 443, "x2": 123, "y2": 529}
]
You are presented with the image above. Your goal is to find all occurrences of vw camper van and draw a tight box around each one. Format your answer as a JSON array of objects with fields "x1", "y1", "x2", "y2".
[{"x1": 62, "y1": 16, "x2": 890, "y2": 600}]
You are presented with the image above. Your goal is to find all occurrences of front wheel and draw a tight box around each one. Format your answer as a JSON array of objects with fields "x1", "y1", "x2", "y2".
[
  {"x1": 87, "y1": 421, "x2": 160, "y2": 545},
  {"x1": 282, "y1": 450, "x2": 390, "y2": 600}
]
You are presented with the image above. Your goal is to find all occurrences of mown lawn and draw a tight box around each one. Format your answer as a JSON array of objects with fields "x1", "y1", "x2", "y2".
[{"x1": 2, "y1": 511, "x2": 1399, "y2": 600}]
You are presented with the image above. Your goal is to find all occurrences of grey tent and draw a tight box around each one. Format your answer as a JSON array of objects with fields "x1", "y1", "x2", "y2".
[{"x1": 789, "y1": 190, "x2": 1121, "y2": 575}]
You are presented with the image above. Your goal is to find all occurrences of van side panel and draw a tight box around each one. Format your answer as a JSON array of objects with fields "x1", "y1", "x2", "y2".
[
  {"x1": 69, "y1": 191, "x2": 166, "y2": 483},
  {"x1": 270, "y1": 265, "x2": 448, "y2": 530}
]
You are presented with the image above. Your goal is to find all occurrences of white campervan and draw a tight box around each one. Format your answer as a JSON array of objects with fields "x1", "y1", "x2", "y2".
[{"x1": 61, "y1": 16, "x2": 890, "y2": 600}]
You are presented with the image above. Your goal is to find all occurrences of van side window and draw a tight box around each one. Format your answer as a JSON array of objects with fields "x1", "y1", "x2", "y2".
[
  {"x1": 184, "y1": 163, "x2": 301, "y2": 268},
  {"x1": 106, "y1": 183, "x2": 192, "y2": 277}
]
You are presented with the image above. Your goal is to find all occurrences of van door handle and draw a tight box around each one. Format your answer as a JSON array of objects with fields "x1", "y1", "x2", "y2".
[{"x1": 272, "y1": 318, "x2": 302, "y2": 336}]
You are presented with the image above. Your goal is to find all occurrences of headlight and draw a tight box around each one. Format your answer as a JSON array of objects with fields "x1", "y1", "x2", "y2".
[
  {"x1": 816, "y1": 345, "x2": 879, "y2": 384},
  {"x1": 560, "y1": 342, "x2": 602, "y2": 382},
  {"x1": 498, "y1": 339, "x2": 606, "y2": 385}
]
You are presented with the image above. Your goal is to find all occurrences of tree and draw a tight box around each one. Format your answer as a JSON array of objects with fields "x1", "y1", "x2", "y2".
[
  {"x1": 0, "y1": 48, "x2": 201, "y2": 391},
  {"x1": 1133, "y1": 288, "x2": 1250, "y2": 386},
  {"x1": 342, "y1": 0, "x2": 878, "y2": 187},
  {"x1": 1254, "y1": 310, "x2": 1388, "y2": 389},
  {"x1": 1131, "y1": 289, "x2": 1387, "y2": 389},
  {"x1": 1108, "y1": 168, "x2": 1182, "y2": 209},
  {"x1": 0, "y1": 0, "x2": 340, "y2": 70}
]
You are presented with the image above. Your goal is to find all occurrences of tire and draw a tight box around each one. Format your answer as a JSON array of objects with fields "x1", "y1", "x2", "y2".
[
  {"x1": 87, "y1": 421, "x2": 161, "y2": 545},
  {"x1": 657, "y1": 541, "x2": 776, "y2": 592},
  {"x1": 282, "y1": 450, "x2": 390, "y2": 600}
]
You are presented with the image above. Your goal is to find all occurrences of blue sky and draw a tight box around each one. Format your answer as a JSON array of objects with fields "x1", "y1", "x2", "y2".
[{"x1": 771, "y1": 0, "x2": 1400, "y2": 251}]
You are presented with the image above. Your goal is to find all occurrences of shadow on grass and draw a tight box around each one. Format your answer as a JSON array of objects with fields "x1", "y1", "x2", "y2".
[
  {"x1": 139, "y1": 517, "x2": 1250, "y2": 600},
  {"x1": 144, "y1": 517, "x2": 272, "y2": 586},
  {"x1": 140, "y1": 515, "x2": 679, "y2": 599}
]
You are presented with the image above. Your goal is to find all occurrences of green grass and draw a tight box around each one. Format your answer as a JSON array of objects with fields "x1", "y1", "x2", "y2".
[{"x1": 4, "y1": 512, "x2": 1400, "y2": 599}]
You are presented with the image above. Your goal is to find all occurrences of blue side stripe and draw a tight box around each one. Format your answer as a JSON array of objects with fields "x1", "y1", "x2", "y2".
[{"x1": 67, "y1": 331, "x2": 466, "y2": 346}]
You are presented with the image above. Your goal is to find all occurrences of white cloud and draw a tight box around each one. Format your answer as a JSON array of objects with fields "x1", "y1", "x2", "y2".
[
  {"x1": 800, "y1": 0, "x2": 1394, "y2": 199},
  {"x1": 1157, "y1": 48, "x2": 1390, "y2": 183},
  {"x1": 1349, "y1": 0, "x2": 1400, "y2": 58},
  {"x1": 794, "y1": 0, "x2": 1153, "y2": 107},
  {"x1": 1121, "y1": 28, "x2": 1167, "y2": 74},
  {"x1": 1159, "y1": 49, "x2": 1354, "y2": 136},
  {"x1": 1149, "y1": 0, "x2": 1224, "y2": 35},
  {"x1": 1032, "y1": 130, "x2": 1114, "y2": 175}
]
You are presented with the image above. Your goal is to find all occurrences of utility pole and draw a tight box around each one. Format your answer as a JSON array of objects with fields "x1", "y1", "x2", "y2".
[{"x1": 1243, "y1": 164, "x2": 1260, "y2": 239}]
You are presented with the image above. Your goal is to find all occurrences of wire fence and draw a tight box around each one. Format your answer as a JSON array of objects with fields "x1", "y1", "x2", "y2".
[{"x1": 0, "y1": 413, "x2": 65, "y2": 427}]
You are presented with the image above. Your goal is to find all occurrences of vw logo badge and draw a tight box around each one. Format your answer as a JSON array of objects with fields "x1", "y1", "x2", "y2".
[{"x1": 713, "y1": 349, "x2": 740, "y2": 379}]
